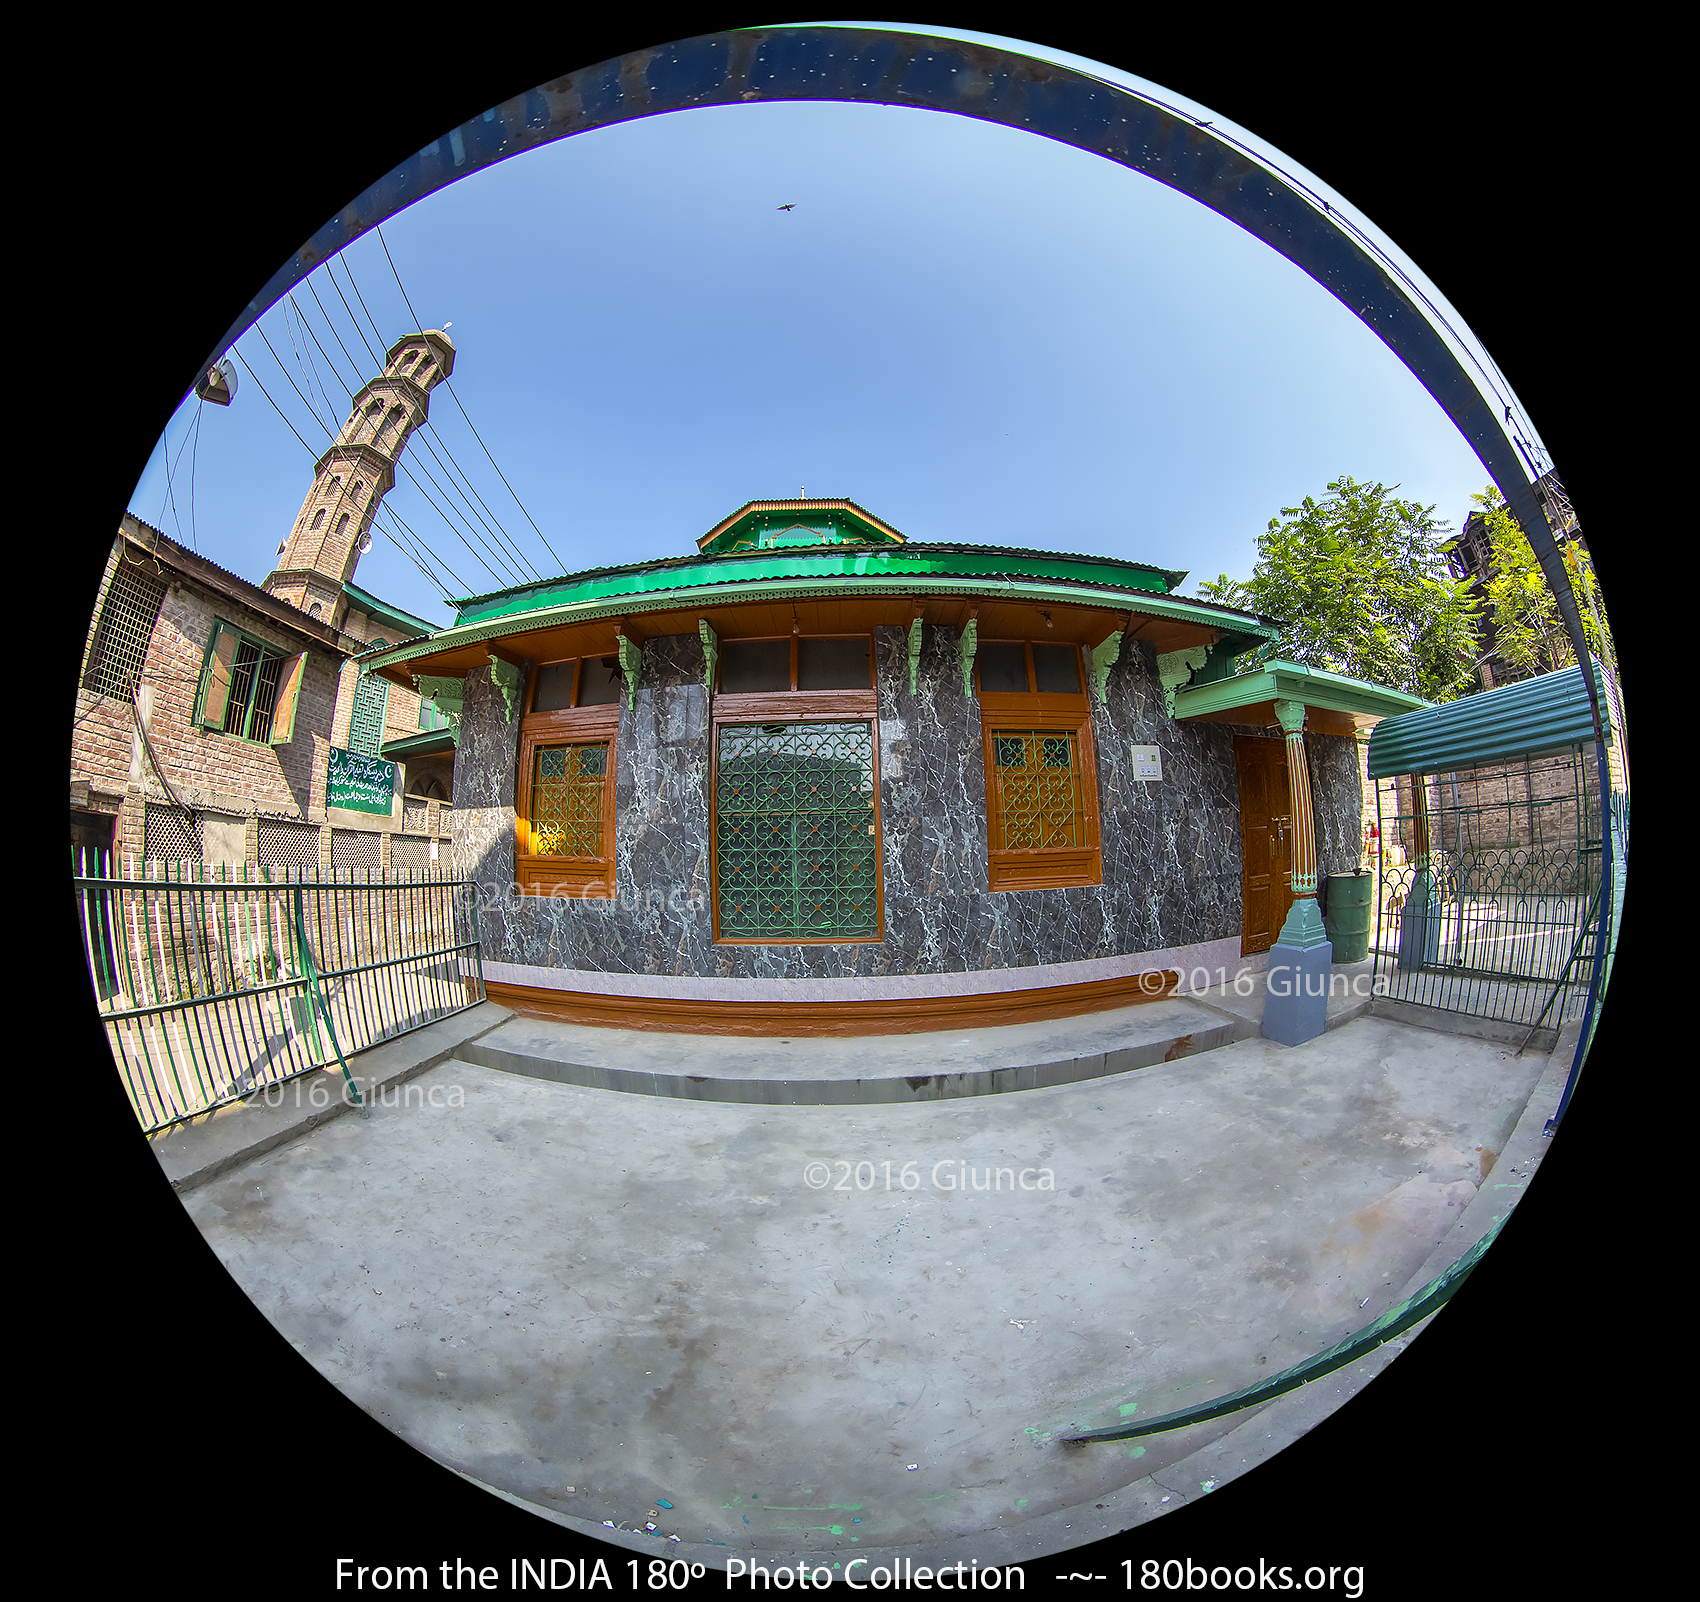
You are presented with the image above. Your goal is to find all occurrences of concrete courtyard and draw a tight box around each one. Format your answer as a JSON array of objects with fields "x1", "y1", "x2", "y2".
[{"x1": 167, "y1": 991, "x2": 1567, "y2": 1571}]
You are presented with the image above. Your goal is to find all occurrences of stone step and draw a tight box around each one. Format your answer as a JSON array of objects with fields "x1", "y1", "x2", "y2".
[{"x1": 453, "y1": 995, "x2": 1247, "y2": 1105}]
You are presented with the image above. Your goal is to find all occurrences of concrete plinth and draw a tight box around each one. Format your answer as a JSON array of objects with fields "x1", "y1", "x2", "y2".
[{"x1": 1261, "y1": 940, "x2": 1334, "y2": 1045}]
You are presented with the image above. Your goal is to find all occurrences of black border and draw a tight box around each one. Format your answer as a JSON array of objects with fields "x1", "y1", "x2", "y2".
[{"x1": 54, "y1": 16, "x2": 1644, "y2": 1594}]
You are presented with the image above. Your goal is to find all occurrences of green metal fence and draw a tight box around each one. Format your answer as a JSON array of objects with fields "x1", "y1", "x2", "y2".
[
  {"x1": 74, "y1": 851, "x2": 484, "y2": 1133},
  {"x1": 1369, "y1": 746, "x2": 1602, "y2": 1031}
]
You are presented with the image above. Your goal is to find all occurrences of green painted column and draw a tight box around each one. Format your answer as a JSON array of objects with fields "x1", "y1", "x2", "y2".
[{"x1": 1273, "y1": 698, "x2": 1327, "y2": 950}]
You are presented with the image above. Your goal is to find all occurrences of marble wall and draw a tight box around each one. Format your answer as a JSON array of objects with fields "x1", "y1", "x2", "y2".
[{"x1": 451, "y1": 626, "x2": 1363, "y2": 979}]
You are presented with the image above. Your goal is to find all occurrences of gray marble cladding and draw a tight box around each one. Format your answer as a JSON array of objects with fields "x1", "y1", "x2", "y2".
[{"x1": 451, "y1": 628, "x2": 1363, "y2": 978}]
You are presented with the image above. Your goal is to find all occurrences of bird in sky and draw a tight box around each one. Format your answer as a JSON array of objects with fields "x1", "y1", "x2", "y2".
[{"x1": 777, "y1": 203, "x2": 796, "y2": 211}]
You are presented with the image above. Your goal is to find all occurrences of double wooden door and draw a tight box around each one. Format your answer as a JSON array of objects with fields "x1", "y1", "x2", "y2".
[{"x1": 1235, "y1": 736, "x2": 1294, "y2": 954}]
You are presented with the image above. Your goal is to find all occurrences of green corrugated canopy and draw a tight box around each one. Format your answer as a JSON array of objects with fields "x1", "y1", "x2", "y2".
[{"x1": 1366, "y1": 660, "x2": 1617, "y2": 778}]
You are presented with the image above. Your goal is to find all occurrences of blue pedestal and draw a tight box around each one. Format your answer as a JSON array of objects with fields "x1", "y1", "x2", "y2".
[{"x1": 1262, "y1": 897, "x2": 1332, "y2": 1047}]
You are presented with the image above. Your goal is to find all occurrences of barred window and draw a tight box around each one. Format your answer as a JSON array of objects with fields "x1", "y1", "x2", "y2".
[
  {"x1": 197, "y1": 621, "x2": 307, "y2": 746},
  {"x1": 82, "y1": 557, "x2": 166, "y2": 699},
  {"x1": 714, "y1": 721, "x2": 878, "y2": 941},
  {"x1": 990, "y1": 731, "x2": 1087, "y2": 850}
]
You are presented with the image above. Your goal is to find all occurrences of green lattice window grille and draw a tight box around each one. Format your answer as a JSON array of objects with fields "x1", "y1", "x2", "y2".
[
  {"x1": 83, "y1": 556, "x2": 166, "y2": 699},
  {"x1": 715, "y1": 721, "x2": 878, "y2": 940},
  {"x1": 990, "y1": 730, "x2": 1087, "y2": 851},
  {"x1": 347, "y1": 672, "x2": 391, "y2": 757},
  {"x1": 531, "y1": 744, "x2": 610, "y2": 858}
]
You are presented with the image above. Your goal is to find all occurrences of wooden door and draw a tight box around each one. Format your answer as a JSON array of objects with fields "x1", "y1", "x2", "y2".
[{"x1": 1236, "y1": 737, "x2": 1294, "y2": 955}]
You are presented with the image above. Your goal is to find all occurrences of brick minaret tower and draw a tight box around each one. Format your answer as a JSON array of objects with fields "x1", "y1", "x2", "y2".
[{"x1": 263, "y1": 329, "x2": 456, "y2": 628}]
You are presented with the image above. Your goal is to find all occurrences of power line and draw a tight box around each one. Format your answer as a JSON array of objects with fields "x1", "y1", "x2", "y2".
[
  {"x1": 188, "y1": 402, "x2": 203, "y2": 553},
  {"x1": 375, "y1": 224, "x2": 570, "y2": 575},
  {"x1": 232, "y1": 342, "x2": 461, "y2": 605},
  {"x1": 286, "y1": 286, "x2": 535, "y2": 589},
  {"x1": 250, "y1": 312, "x2": 520, "y2": 591},
  {"x1": 332, "y1": 249, "x2": 547, "y2": 584}
]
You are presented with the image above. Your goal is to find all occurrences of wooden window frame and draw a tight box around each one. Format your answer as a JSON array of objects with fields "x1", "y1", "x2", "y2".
[
  {"x1": 514, "y1": 656, "x2": 620, "y2": 900},
  {"x1": 196, "y1": 619, "x2": 307, "y2": 747},
  {"x1": 708, "y1": 656, "x2": 883, "y2": 943},
  {"x1": 975, "y1": 641, "x2": 1102, "y2": 892}
]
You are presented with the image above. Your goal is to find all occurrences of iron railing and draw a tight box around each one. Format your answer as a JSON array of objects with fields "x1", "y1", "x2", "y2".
[
  {"x1": 74, "y1": 852, "x2": 484, "y2": 1133},
  {"x1": 1369, "y1": 747, "x2": 1602, "y2": 1030}
]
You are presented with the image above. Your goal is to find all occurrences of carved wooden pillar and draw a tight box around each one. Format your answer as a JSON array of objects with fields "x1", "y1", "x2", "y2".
[{"x1": 1272, "y1": 698, "x2": 1326, "y2": 948}]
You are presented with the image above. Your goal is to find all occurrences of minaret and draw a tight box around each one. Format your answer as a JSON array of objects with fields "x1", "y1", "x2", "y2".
[{"x1": 264, "y1": 330, "x2": 456, "y2": 629}]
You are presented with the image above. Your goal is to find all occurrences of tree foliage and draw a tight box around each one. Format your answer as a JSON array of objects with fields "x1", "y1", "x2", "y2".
[
  {"x1": 1470, "y1": 485, "x2": 1615, "y2": 681},
  {"x1": 1197, "y1": 476, "x2": 1481, "y2": 702}
]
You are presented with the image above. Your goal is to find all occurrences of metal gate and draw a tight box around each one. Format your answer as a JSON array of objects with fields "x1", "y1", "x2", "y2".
[{"x1": 1371, "y1": 745, "x2": 1601, "y2": 1032}]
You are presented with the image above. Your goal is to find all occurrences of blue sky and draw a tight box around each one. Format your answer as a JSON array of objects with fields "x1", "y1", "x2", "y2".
[{"x1": 127, "y1": 67, "x2": 1504, "y2": 632}]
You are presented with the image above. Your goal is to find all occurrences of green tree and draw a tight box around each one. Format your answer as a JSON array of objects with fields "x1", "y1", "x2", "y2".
[
  {"x1": 1197, "y1": 476, "x2": 1481, "y2": 701},
  {"x1": 1470, "y1": 485, "x2": 1615, "y2": 680}
]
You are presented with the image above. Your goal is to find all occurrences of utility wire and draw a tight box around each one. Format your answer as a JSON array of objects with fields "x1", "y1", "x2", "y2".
[
  {"x1": 332, "y1": 249, "x2": 545, "y2": 584},
  {"x1": 287, "y1": 289, "x2": 533, "y2": 588},
  {"x1": 157, "y1": 404, "x2": 199, "y2": 541},
  {"x1": 188, "y1": 402, "x2": 202, "y2": 552},
  {"x1": 300, "y1": 270, "x2": 523, "y2": 581},
  {"x1": 232, "y1": 344, "x2": 461, "y2": 605},
  {"x1": 375, "y1": 224, "x2": 570, "y2": 575},
  {"x1": 251, "y1": 313, "x2": 517, "y2": 591}
]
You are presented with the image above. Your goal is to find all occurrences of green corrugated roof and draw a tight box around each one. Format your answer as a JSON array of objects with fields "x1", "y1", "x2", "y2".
[
  {"x1": 344, "y1": 581, "x2": 443, "y2": 642},
  {"x1": 360, "y1": 569, "x2": 1279, "y2": 682},
  {"x1": 450, "y1": 544, "x2": 1181, "y2": 623},
  {"x1": 1366, "y1": 660, "x2": 1616, "y2": 777}
]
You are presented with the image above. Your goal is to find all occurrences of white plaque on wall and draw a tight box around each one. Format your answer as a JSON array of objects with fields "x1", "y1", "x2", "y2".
[{"x1": 1130, "y1": 744, "x2": 1163, "y2": 782}]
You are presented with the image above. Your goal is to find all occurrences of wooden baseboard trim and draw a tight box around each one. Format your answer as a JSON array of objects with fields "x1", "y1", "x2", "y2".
[{"x1": 485, "y1": 970, "x2": 1181, "y2": 1036}]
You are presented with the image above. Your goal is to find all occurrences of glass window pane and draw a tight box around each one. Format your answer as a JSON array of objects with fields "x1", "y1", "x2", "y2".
[
  {"x1": 797, "y1": 636, "x2": 869, "y2": 690},
  {"x1": 990, "y1": 729, "x2": 1085, "y2": 850},
  {"x1": 1032, "y1": 644, "x2": 1082, "y2": 695},
  {"x1": 533, "y1": 660, "x2": 576, "y2": 711},
  {"x1": 715, "y1": 721, "x2": 877, "y2": 939},
  {"x1": 977, "y1": 642, "x2": 1029, "y2": 693},
  {"x1": 577, "y1": 654, "x2": 624, "y2": 706},
  {"x1": 532, "y1": 743, "x2": 609, "y2": 857},
  {"x1": 720, "y1": 638, "x2": 791, "y2": 693}
]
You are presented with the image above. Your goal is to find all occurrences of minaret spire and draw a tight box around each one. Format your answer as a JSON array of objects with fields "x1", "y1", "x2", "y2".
[{"x1": 263, "y1": 329, "x2": 456, "y2": 628}]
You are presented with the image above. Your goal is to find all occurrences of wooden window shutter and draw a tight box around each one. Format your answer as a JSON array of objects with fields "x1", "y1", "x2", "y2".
[
  {"x1": 269, "y1": 652, "x2": 308, "y2": 745},
  {"x1": 199, "y1": 623, "x2": 239, "y2": 729}
]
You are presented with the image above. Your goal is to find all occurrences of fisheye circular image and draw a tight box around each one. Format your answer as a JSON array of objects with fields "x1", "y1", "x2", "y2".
[{"x1": 70, "y1": 23, "x2": 1627, "y2": 1590}]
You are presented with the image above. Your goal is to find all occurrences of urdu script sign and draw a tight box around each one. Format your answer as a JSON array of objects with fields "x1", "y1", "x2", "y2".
[{"x1": 326, "y1": 748, "x2": 397, "y2": 815}]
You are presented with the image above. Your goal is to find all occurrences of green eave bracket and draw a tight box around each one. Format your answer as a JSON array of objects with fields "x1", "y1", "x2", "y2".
[
  {"x1": 1089, "y1": 632, "x2": 1123, "y2": 705},
  {"x1": 907, "y1": 616, "x2": 923, "y2": 696},
  {"x1": 1157, "y1": 645, "x2": 1212, "y2": 717},
  {"x1": 486, "y1": 651, "x2": 521, "y2": 722},
  {"x1": 958, "y1": 617, "x2": 978, "y2": 697},
  {"x1": 617, "y1": 634, "x2": 641, "y2": 710},
  {"x1": 698, "y1": 619, "x2": 718, "y2": 694},
  {"x1": 412, "y1": 673, "x2": 465, "y2": 728}
]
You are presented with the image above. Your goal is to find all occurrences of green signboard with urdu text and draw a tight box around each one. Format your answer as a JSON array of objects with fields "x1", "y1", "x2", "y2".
[{"x1": 326, "y1": 747, "x2": 397, "y2": 816}]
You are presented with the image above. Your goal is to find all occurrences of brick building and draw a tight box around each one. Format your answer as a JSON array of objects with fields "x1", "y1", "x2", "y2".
[
  {"x1": 71, "y1": 331, "x2": 462, "y2": 874},
  {"x1": 1443, "y1": 469, "x2": 1587, "y2": 690}
]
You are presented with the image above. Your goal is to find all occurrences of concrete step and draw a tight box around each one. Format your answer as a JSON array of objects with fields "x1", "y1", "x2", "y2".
[{"x1": 454, "y1": 995, "x2": 1247, "y2": 1105}]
